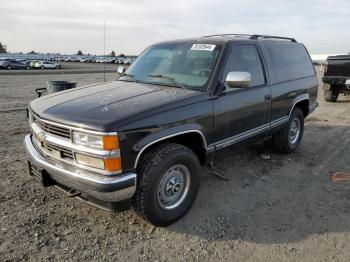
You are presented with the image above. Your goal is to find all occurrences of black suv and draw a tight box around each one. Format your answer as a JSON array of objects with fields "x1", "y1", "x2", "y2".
[{"x1": 24, "y1": 34, "x2": 318, "y2": 226}]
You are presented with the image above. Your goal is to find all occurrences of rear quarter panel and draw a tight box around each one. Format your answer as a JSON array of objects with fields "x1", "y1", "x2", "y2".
[{"x1": 259, "y1": 41, "x2": 318, "y2": 120}]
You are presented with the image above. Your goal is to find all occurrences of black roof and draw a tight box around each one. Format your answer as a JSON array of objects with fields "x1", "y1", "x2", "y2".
[
  {"x1": 328, "y1": 54, "x2": 350, "y2": 60},
  {"x1": 154, "y1": 34, "x2": 297, "y2": 46}
]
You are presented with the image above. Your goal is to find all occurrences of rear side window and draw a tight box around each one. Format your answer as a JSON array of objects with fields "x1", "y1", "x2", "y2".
[{"x1": 265, "y1": 42, "x2": 315, "y2": 83}]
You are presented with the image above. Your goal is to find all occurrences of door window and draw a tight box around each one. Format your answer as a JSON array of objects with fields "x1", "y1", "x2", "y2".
[{"x1": 222, "y1": 45, "x2": 266, "y2": 91}]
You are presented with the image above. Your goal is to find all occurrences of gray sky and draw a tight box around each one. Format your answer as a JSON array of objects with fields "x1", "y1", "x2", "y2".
[{"x1": 1, "y1": 0, "x2": 349, "y2": 55}]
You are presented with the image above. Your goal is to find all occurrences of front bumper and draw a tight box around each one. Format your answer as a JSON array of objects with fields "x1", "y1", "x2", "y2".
[{"x1": 24, "y1": 134, "x2": 137, "y2": 204}]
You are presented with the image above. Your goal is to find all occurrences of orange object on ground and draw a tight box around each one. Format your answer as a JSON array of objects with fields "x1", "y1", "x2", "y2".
[{"x1": 330, "y1": 171, "x2": 350, "y2": 182}]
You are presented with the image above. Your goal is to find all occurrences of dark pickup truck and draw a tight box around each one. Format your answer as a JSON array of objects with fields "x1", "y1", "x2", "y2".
[
  {"x1": 322, "y1": 54, "x2": 350, "y2": 102},
  {"x1": 24, "y1": 34, "x2": 318, "y2": 226}
]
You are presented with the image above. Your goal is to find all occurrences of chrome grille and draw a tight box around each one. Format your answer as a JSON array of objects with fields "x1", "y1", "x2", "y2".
[
  {"x1": 33, "y1": 137, "x2": 74, "y2": 161},
  {"x1": 42, "y1": 141, "x2": 74, "y2": 160},
  {"x1": 33, "y1": 116, "x2": 71, "y2": 139}
]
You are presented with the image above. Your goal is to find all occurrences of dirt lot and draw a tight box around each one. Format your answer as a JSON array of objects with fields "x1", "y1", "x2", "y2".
[{"x1": 1, "y1": 69, "x2": 350, "y2": 261}]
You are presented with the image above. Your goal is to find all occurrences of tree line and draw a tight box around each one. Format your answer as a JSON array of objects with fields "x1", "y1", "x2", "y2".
[{"x1": 76, "y1": 50, "x2": 125, "y2": 57}]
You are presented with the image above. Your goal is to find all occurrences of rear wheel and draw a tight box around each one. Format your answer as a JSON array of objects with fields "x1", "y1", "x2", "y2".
[
  {"x1": 324, "y1": 88, "x2": 339, "y2": 102},
  {"x1": 132, "y1": 143, "x2": 200, "y2": 226},
  {"x1": 273, "y1": 107, "x2": 304, "y2": 154}
]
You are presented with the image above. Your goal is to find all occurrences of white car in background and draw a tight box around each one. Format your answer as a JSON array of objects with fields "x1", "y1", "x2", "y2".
[{"x1": 34, "y1": 61, "x2": 61, "y2": 69}]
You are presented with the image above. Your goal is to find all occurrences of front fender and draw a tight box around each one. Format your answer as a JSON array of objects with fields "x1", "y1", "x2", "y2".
[{"x1": 132, "y1": 124, "x2": 208, "y2": 169}]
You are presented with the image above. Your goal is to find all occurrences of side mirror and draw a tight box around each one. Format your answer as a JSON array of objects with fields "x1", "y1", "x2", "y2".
[
  {"x1": 225, "y1": 71, "x2": 251, "y2": 88},
  {"x1": 117, "y1": 66, "x2": 125, "y2": 74}
]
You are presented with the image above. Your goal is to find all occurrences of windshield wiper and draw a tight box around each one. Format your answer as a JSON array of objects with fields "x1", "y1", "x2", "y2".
[
  {"x1": 119, "y1": 73, "x2": 136, "y2": 82},
  {"x1": 147, "y1": 74, "x2": 188, "y2": 90}
]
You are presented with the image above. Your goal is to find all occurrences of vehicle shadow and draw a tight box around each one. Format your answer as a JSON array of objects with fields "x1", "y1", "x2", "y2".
[{"x1": 167, "y1": 124, "x2": 350, "y2": 243}]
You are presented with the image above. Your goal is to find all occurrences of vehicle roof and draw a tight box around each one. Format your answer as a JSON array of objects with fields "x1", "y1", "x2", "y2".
[
  {"x1": 327, "y1": 54, "x2": 350, "y2": 60},
  {"x1": 153, "y1": 34, "x2": 298, "y2": 46}
]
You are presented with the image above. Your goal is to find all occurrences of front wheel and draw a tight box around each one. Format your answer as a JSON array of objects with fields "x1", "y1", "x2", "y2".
[
  {"x1": 7, "y1": 65, "x2": 12, "y2": 70},
  {"x1": 132, "y1": 143, "x2": 200, "y2": 226},
  {"x1": 273, "y1": 107, "x2": 304, "y2": 154}
]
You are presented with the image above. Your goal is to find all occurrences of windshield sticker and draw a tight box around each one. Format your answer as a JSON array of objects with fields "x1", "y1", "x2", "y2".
[{"x1": 190, "y1": 44, "x2": 216, "y2": 51}]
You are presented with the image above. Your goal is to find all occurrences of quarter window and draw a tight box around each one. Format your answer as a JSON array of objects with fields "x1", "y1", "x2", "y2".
[{"x1": 265, "y1": 42, "x2": 315, "y2": 83}]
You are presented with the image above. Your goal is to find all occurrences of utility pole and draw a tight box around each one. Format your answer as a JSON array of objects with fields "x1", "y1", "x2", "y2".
[{"x1": 103, "y1": 21, "x2": 106, "y2": 82}]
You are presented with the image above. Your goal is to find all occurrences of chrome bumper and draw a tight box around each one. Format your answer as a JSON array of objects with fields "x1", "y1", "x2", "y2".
[{"x1": 24, "y1": 134, "x2": 136, "y2": 203}]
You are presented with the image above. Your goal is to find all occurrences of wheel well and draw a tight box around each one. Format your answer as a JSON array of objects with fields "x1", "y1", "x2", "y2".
[
  {"x1": 136, "y1": 132, "x2": 207, "y2": 168},
  {"x1": 293, "y1": 99, "x2": 309, "y2": 117}
]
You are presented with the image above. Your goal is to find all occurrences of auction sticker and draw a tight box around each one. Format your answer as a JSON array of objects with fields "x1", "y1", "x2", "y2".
[{"x1": 191, "y1": 44, "x2": 216, "y2": 51}]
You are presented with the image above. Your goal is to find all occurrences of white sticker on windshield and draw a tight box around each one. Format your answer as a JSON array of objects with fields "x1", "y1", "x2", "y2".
[{"x1": 190, "y1": 44, "x2": 216, "y2": 51}]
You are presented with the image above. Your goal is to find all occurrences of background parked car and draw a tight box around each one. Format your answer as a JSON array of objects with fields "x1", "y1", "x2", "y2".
[
  {"x1": 0, "y1": 59, "x2": 28, "y2": 70},
  {"x1": 34, "y1": 61, "x2": 61, "y2": 69}
]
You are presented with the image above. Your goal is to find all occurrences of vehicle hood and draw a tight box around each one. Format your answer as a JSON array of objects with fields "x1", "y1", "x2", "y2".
[{"x1": 30, "y1": 81, "x2": 200, "y2": 131}]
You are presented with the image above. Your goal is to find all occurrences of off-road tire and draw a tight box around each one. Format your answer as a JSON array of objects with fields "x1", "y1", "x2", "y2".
[
  {"x1": 132, "y1": 143, "x2": 201, "y2": 227},
  {"x1": 324, "y1": 89, "x2": 339, "y2": 102},
  {"x1": 273, "y1": 107, "x2": 304, "y2": 154}
]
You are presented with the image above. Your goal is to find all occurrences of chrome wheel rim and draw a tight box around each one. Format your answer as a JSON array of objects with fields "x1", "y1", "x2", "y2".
[
  {"x1": 157, "y1": 164, "x2": 191, "y2": 210},
  {"x1": 289, "y1": 117, "x2": 301, "y2": 144}
]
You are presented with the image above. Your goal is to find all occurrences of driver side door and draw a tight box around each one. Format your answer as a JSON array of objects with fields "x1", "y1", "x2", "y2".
[{"x1": 212, "y1": 44, "x2": 271, "y2": 149}]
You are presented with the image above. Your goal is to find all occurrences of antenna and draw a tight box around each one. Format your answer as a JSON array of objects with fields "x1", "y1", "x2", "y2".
[{"x1": 103, "y1": 21, "x2": 106, "y2": 82}]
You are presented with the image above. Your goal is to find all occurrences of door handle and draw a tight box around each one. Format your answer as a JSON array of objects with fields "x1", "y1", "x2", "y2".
[{"x1": 264, "y1": 94, "x2": 272, "y2": 100}]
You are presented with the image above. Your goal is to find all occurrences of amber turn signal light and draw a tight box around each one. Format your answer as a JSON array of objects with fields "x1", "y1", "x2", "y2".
[
  {"x1": 104, "y1": 157, "x2": 122, "y2": 172},
  {"x1": 103, "y1": 136, "x2": 119, "y2": 150}
]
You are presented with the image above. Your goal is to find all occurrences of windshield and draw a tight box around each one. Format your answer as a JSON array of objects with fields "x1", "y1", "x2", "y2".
[{"x1": 120, "y1": 43, "x2": 222, "y2": 91}]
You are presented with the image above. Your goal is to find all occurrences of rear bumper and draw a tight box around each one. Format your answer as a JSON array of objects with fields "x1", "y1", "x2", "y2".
[
  {"x1": 322, "y1": 76, "x2": 350, "y2": 87},
  {"x1": 24, "y1": 134, "x2": 136, "y2": 203}
]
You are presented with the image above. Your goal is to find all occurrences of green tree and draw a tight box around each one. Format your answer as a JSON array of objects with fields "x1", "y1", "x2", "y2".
[
  {"x1": 28, "y1": 50, "x2": 36, "y2": 54},
  {"x1": 110, "y1": 51, "x2": 116, "y2": 57},
  {"x1": 118, "y1": 53, "x2": 126, "y2": 58},
  {"x1": 0, "y1": 42, "x2": 7, "y2": 53},
  {"x1": 77, "y1": 50, "x2": 83, "y2": 55}
]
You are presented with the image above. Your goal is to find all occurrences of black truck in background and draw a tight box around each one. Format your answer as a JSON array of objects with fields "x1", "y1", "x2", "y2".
[{"x1": 322, "y1": 54, "x2": 350, "y2": 102}]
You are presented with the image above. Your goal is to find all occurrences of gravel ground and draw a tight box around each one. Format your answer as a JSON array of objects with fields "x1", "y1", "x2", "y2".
[{"x1": 1, "y1": 69, "x2": 350, "y2": 261}]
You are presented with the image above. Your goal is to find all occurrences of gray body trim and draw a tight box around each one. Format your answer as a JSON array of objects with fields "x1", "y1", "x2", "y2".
[{"x1": 133, "y1": 97, "x2": 312, "y2": 169}]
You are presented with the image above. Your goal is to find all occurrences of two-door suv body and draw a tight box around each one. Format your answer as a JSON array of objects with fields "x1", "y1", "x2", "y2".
[{"x1": 24, "y1": 34, "x2": 318, "y2": 226}]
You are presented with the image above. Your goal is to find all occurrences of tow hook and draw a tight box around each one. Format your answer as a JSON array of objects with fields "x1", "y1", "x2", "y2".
[{"x1": 67, "y1": 189, "x2": 82, "y2": 198}]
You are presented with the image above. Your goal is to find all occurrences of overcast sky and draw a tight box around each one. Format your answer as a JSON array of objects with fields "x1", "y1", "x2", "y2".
[{"x1": 1, "y1": 0, "x2": 349, "y2": 55}]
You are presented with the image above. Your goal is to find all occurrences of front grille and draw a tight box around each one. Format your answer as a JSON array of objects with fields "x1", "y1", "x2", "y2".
[
  {"x1": 42, "y1": 141, "x2": 74, "y2": 160},
  {"x1": 33, "y1": 136, "x2": 74, "y2": 161},
  {"x1": 34, "y1": 116, "x2": 71, "y2": 139}
]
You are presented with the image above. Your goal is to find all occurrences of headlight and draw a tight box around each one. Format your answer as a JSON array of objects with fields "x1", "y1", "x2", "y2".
[{"x1": 72, "y1": 132, "x2": 119, "y2": 150}]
